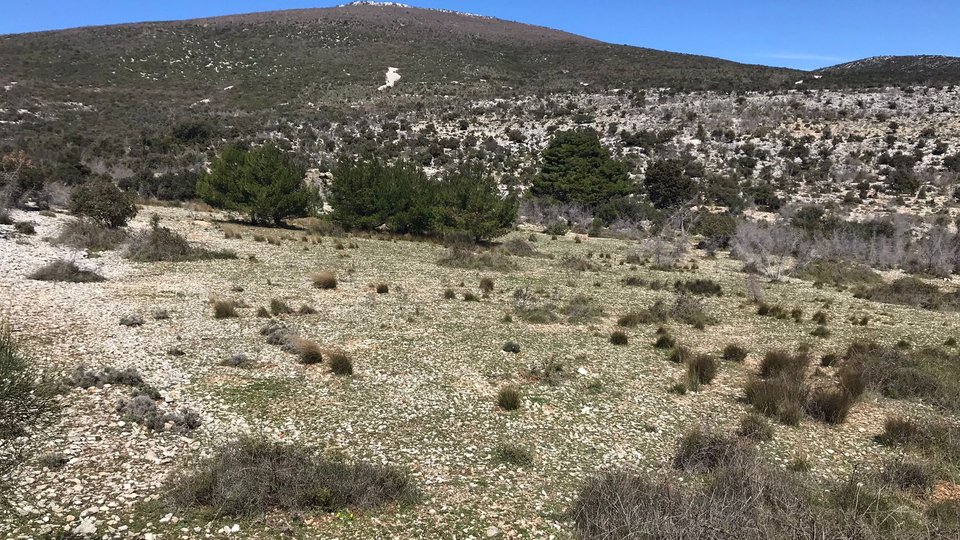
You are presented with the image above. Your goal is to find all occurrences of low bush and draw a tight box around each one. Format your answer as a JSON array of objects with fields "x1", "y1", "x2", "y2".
[
  {"x1": 168, "y1": 437, "x2": 417, "y2": 516},
  {"x1": 878, "y1": 457, "x2": 936, "y2": 494},
  {"x1": 55, "y1": 219, "x2": 128, "y2": 251},
  {"x1": 674, "y1": 278, "x2": 722, "y2": 296},
  {"x1": 758, "y1": 350, "x2": 810, "y2": 379},
  {"x1": 212, "y1": 300, "x2": 239, "y2": 319},
  {"x1": 671, "y1": 295, "x2": 712, "y2": 328},
  {"x1": 0, "y1": 323, "x2": 48, "y2": 439},
  {"x1": 115, "y1": 394, "x2": 201, "y2": 433},
  {"x1": 564, "y1": 294, "x2": 603, "y2": 323},
  {"x1": 653, "y1": 333, "x2": 676, "y2": 349},
  {"x1": 494, "y1": 443, "x2": 533, "y2": 466},
  {"x1": 312, "y1": 272, "x2": 338, "y2": 290},
  {"x1": 668, "y1": 345, "x2": 692, "y2": 364},
  {"x1": 841, "y1": 341, "x2": 960, "y2": 410},
  {"x1": 737, "y1": 413, "x2": 774, "y2": 441},
  {"x1": 438, "y1": 247, "x2": 518, "y2": 272},
  {"x1": 502, "y1": 341, "x2": 521, "y2": 354},
  {"x1": 856, "y1": 277, "x2": 960, "y2": 311},
  {"x1": 877, "y1": 416, "x2": 960, "y2": 464},
  {"x1": 744, "y1": 375, "x2": 808, "y2": 425},
  {"x1": 609, "y1": 331, "x2": 628, "y2": 346},
  {"x1": 722, "y1": 343, "x2": 748, "y2": 362},
  {"x1": 502, "y1": 238, "x2": 539, "y2": 257},
  {"x1": 497, "y1": 386, "x2": 521, "y2": 410},
  {"x1": 270, "y1": 299, "x2": 294, "y2": 316},
  {"x1": 795, "y1": 259, "x2": 883, "y2": 287},
  {"x1": 291, "y1": 337, "x2": 324, "y2": 365},
  {"x1": 127, "y1": 217, "x2": 235, "y2": 262},
  {"x1": 376, "y1": 283, "x2": 389, "y2": 294},
  {"x1": 805, "y1": 387, "x2": 855, "y2": 424},
  {"x1": 687, "y1": 354, "x2": 719, "y2": 386},
  {"x1": 328, "y1": 352, "x2": 353, "y2": 376},
  {"x1": 672, "y1": 428, "x2": 750, "y2": 472},
  {"x1": 29, "y1": 259, "x2": 105, "y2": 283}
]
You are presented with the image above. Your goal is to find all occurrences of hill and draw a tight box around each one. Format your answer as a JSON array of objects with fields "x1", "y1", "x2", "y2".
[{"x1": 816, "y1": 55, "x2": 960, "y2": 86}]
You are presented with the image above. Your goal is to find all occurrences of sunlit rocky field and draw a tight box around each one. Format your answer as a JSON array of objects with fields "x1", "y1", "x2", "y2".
[{"x1": 1, "y1": 204, "x2": 959, "y2": 539}]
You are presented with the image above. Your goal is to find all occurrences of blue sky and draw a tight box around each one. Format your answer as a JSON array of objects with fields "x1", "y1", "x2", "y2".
[{"x1": 3, "y1": 1, "x2": 958, "y2": 70}]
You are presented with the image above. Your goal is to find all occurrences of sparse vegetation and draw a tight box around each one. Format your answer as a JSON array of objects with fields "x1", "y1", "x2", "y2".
[{"x1": 29, "y1": 259, "x2": 105, "y2": 282}]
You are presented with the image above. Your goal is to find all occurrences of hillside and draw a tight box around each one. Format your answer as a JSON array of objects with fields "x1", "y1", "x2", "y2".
[{"x1": 816, "y1": 55, "x2": 960, "y2": 87}]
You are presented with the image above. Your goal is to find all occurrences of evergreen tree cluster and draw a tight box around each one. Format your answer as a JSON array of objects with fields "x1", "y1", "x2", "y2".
[{"x1": 327, "y1": 159, "x2": 517, "y2": 241}]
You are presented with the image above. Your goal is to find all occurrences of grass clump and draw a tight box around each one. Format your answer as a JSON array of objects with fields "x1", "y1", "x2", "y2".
[
  {"x1": 496, "y1": 385, "x2": 521, "y2": 411},
  {"x1": 494, "y1": 443, "x2": 533, "y2": 466},
  {"x1": 168, "y1": 437, "x2": 417, "y2": 517},
  {"x1": 290, "y1": 337, "x2": 324, "y2": 365},
  {"x1": 668, "y1": 345, "x2": 692, "y2": 364},
  {"x1": 312, "y1": 271, "x2": 337, "y2": 290},
  {"x1": 563, "y1": 294, "x2": 603, "y2": 323},
  {"x1": 674, "y1": 278, "x2": 722, "y2": 296},
  {"x1": 328, "y1": 352, "x2": 354, "y2": 376},
  {"x1": 758, "y1": 350, "x2": 810, "y2": 378},
  {"x1": 29, "y1": 259, "x2": 105, "y2": 283},
  {"x1": 722, "y1": 343, "x2": 748, "y2": 362},
  {"x1": 270, "y1": 298, "x2": 294, "y2": 315},
  {"x1": 686, "y1": 354, "x2": 719, "y2": 387},
  {"x1": 805, "y1": 387, "x2": 856, "y2": 424},
  {"x1": 55, "y1": 219, "x2": 128, "y2": 251},
  {"x1": 653, "y1": 333, "x2": 676, "y2": 349},
  {"x1": 737, "y1": 413, "x2": 774, "y2": 441},
  {"x1": 502, "y1": 341, "x2": 521, "y2": 354},
  {"x1": 212, "y1": 299, "x2": 239, "y2": 319},
  {"x1": 672, "y1": 428, "x2": 750, "y2": 472},
  {"x1": 796, "y1": 259, "x2": 883, "y2": 287},
  {"x1": 375, "y1": 283, "x2": 389, "y2": 294},
  {"x1": 609, "y1": 331, "x2": 628, "y2": 346}
]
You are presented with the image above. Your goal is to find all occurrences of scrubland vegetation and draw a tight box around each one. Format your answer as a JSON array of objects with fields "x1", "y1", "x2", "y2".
[{"x1": 2, "y1": 6, "x2": 960, "y2": 538}]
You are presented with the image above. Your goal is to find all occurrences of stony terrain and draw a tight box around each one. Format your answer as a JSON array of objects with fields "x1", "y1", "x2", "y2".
[{"x1": 1, "y1": 204, "x2": 958, "y2": 538}]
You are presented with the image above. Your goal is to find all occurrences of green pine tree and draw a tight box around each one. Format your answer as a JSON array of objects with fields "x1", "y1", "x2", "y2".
[{"x1": 531, "y1": 130, "x2": 634, "y2": 207}]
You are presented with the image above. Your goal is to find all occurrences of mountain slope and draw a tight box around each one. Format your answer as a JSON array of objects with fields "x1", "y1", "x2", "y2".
[
  {"x1": 0, "y1": 3, "x2": 800, "y2": 107},
  {"x1": 816, "y1": 55, "x2": 960, "y2": 86}
]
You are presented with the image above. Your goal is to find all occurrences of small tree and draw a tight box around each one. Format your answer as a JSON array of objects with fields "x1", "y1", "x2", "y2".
[
  {"x1": 436, "y1": 162, "x2": 518, "y2": 241},
  {"x1": 198, "y1": 145, "x2": 314, "y2": 225},
  {"x1": 644, "y1": 159, "x2": 695, "y2": 209},
  {"x1": 531, "y1": 130, "x2": 633, "y2": 208},
  {"x1": 69, "y1": 179, "x2": 138, "y2": 228}
]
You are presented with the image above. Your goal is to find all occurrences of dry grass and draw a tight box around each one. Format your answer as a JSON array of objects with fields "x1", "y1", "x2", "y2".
[
  {"x1": 29, "y1": 259, "x2": 105, "y2": 283},
  {"x1": 312, "y1": 271, "x2": 338, "y2": 290}
]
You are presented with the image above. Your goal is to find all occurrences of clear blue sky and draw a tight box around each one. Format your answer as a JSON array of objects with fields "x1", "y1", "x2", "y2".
[{"x1": 3, "y1": 1, "x2": 958, "y2": 70}]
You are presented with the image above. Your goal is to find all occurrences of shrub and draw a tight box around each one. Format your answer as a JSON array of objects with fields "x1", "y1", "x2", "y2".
[
  {"x1": 502, "y1": 341, "x2": 521, "y2": 354},
  {"x1": 212, "y1": 300, "x2": 239, "y2": 319},
  {"x1": 312, "y1": 272, "x2": 337, "y2": 290},
  {"x1": 328, "y1": 352, "x2": 353, "y2": 376},
  {"x1": 115, "y1": 395, "x2": 201, "y2": 433},
  {"x1": 494, "y1": 443, "x2": 533, "y2": 466},
  {"x1": 270, "y1": 299, "x2": 294, "y2": 315},
  {"x1": 0, "y1": 323, "x2": 48, "y2": 439},
  {"x1": 645, "y1": 159, "x2": 695, "y2": 209},
  {"x1": 675, "y1": 278, "x2": 722, "y2": 296},
  {"x1": 841, "y1": 341, "x2": 960, "y2": 410},
  {"x1": 29, "y1": 259, "x2": 105, "y2": 282},
  {"x1": 479, "y1": 277, "x2": 494, "y2": 294},
  {"x1": 375, "y1": 283, "x2": 389, "y2": 294},
  {"x1": 256, "y1": 306, "x2": 271, "y2": 318},
  {"x1": 443, "y1": 288, "x2": 456, "y2": 299},
  {"x1": 653, "y1": 333, "x2": 676, "y2": 349},
  {"x1": 221, "y1": 354, "x2": 254, "y2": 369},
  {"x1": 291, "y1": 337, "x2": 324, "y2": 365},
  {"x1": 811, "y1": 310, "x2": 828, "y2": 325},
  {"x1": 167, "y1": 437, "x2": 416, "y2": 516},
  {"x1": 497, "y1": 386, "x2": 521, "y2": 411},
  {"x1": 744, "y1": 375, "x2": 808, "y2": 426},
  {"x1": 502, "y1": 238, "x2": 539, "y2": 257},
  {"x1": 13, "y1": 221, "x2": 35, "y2": 235},
  {"x1": 668, "y1": 346, "x2": 692, "y2": 364},
  {"x1": 298, "y1": 305, "x2": 317, "y2": 315},
  {"x1": 878, "y1": 458, "x2": 936, "y2": 494},
  {"x1": 687, "y1": 354, "x2": 718, "y2": 386},
  {"x1": 722, "y1": 343, "x2": 748, "y2": 362},
  {"x1": 857, "y1": 277, "x2": 960, "y2": 311},
  {"x1": 758, "y1": 350, "x2": 809, "y2": 378},
  {"x1": 671, "y1": 295, "x2": 711, "y2": 328},
  {"x1": 609, "y1": 331, "x2": 628, "y2": 346},
  {"x1": 805, "y1": 387, "x2": 855, "y2": 424},
  {"x1": 810, "y1": 325, "x2": 831, "y2": 338},
  {"x1": 127, "y1": 217, "x2": 235, "y2": 262},
  {"x1": 564, "y1": 294, "x2": 603, "y2": 323},
  {"x1": 877, "y1": 416, "x2": 960, "y2": 464},
  {"x1": 463, "y1": 291, "x2": 480, "y2": 302},
  {"x1": 197, "y1": 144, "x2": 315, "y2": 225},
  {"x1": 438, "y1": 247, "x2": 518, "y2": 272},
  {"x1": 68, "y1": 179, "x2": 138, "y2": 228},
  {"x1": 672, "y1": 428, "x2": 748, "y2": 472},
  {"x1": 737, "y1": 413, "x2": 773, "y2": 441}
]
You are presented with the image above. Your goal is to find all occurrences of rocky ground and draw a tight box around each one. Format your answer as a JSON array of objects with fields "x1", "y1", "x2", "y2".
[{"x1": 1, "y1": 204, "x2": 958, "y2": 538}]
